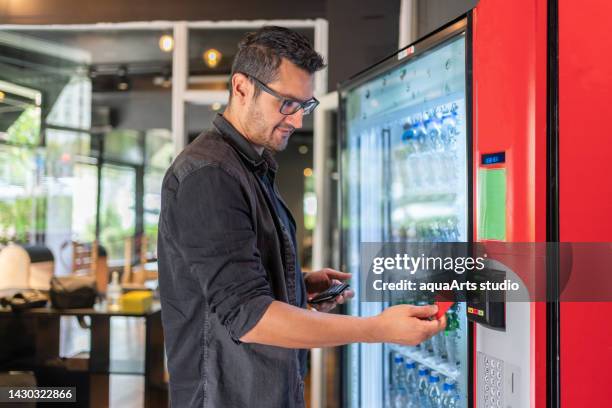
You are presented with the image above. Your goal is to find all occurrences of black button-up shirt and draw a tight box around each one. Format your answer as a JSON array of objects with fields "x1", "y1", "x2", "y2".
[{"x1": 158, "y1": 114, "x2": 307, "y2": 408}]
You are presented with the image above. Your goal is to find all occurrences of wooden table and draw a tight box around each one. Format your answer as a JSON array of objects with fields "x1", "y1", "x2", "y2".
[{"x1": 0, "y1": 301, "x2": 167, "y2": 408}]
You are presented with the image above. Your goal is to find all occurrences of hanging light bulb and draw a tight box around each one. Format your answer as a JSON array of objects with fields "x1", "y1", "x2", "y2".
[
  {"x1": 116, "y1": 65, "x2": 130, "y2": 91},
  {"x1": 159, "y1": 34, "x2": 174, "y2": 52},
  {"x1": 203, "y1": 48, "x2": 222, "y2": 68}
]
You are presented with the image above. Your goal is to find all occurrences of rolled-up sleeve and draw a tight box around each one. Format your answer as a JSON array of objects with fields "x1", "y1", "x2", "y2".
[{"x1": 171, "y1": 165, "x2": 274, "y2": 343}]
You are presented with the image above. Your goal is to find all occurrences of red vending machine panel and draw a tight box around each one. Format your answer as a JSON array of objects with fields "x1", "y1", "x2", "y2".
[
  {"x1": 472, "y1": 0, "x2": 548, "y2": 406},
  {"x1": 559, "y1": 0, "x2": 612, "y2": 406}
]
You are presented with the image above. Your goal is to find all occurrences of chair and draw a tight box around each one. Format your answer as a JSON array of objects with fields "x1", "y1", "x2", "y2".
[
  {"x1": 71, "y1": 241, "x2": 109, "y2": 293},
  {"x1": 0, "y1": 245, "x2": 31, "y2": 290},
  {"x1": 122, "y1": 234, "x2": 158, "y2": 288},
  {"x1": 71, "y1": 240, "x2": 98, "y2": 276}
]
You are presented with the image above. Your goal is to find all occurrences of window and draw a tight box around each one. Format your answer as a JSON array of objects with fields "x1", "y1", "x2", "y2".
[
  {"x1": 143, "y1": 128, "x2": 173, "y2": 259},
  {"x1": 99, "y1": 164, "x2": 136, "y2": 263}
]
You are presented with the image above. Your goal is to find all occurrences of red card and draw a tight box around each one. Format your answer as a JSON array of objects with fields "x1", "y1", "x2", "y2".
[
  {"x1": 434, "y1": 290, "x2": 455, "y2": 319},
  {"x1": 435, "y1": 301, "x2": 454, "y2": 319}
]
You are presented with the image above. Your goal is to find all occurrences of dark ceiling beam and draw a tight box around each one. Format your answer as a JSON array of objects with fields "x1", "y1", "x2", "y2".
[{"x1": 0, "y1": 0, "x2": 326, "y2": 24}]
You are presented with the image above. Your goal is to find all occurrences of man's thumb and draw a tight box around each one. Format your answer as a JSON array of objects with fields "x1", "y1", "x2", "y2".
[{"x1": 408, "y1": 304, "x2": 438, "y2": 319}]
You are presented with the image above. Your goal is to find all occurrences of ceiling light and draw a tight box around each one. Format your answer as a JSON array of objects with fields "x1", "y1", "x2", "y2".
[
  {"x1": 160, "y1": 66, "x2": 172, "y2": 88},
  {"x1": 116, "y1": 65, "x2": 130, "y2": 91},
  {"x1": 159, "y1": 34, "x2": 174, "y2": 52},
  {"x1": 303, "y1": 168, "x2": 313, "y2": 177},
  {"x1": 211, "y1": 102, "x2": 222, "y2": 111},
  {"x1": 203, "y1": 49, "x2": 222, "y2": 68}
]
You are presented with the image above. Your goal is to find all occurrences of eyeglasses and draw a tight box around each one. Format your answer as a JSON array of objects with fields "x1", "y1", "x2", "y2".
[{"x1": 242, "y1": 73, "x2": 319, "y2": 116}]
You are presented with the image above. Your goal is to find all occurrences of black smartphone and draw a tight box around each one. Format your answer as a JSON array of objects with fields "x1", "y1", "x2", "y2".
[{"x1": 308, "y1": 282, "x2": 350, "y2": 305}]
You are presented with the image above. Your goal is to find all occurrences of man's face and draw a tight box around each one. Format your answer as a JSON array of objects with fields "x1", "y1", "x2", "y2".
[{"x1": 242, "y1": 59, "x2": 314, "y2": 152}]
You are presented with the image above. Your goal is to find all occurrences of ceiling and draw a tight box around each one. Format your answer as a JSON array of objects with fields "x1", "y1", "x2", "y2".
[{"x1": 15, "y1": 27, "x2": 315, "y2": 74}]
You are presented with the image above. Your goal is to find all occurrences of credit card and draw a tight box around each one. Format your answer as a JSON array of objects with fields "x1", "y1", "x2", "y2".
[{"x1": 434, "y1": 290, "x2": 455, "y2": 319}]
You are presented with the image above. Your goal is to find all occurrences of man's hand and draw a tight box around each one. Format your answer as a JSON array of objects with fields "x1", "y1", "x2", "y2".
[
  {"x1": 371, "y1": 304, "x2": 447, "y2": 346},
  {"x1": 304, "y1": 268, "x2": 355, "y2": 312}
]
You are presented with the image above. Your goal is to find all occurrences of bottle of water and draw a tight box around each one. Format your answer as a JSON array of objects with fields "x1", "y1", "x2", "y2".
[
  {"x1": 432, "y1": 333, "x2": 447, "y2": 362},
  {"x1": 444, "y1": 308, "x2": 460, "y2": 367},
  {"x1": 417, "y1": 365, "x2": 430, "y2": 407},
  {"x1": 107, "y1": 271, "x2": 122, "y2": 311},
  {"x1": 404, "y1": 359, "x2": 418, "y2": 394},
  {"x1": 428, "y1": 371, "x2": 442, "y2": 408},
  {"x1": 441, "y1": 379, "x2": 459, "y2": 408},
  {"x1": 393, "y1": 387, "x2": 409, "y2": 408},
  {"x1": 392, "y1": 354, "x2": 405, "y2": 386},
  {"x1": 389, "y1": 354, "x2": 405, "y2": 408}
]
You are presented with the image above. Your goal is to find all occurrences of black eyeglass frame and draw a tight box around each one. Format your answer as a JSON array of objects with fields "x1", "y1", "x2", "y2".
[{"x1": 240, "y1": 73, "x2": 320, "y2": 116}]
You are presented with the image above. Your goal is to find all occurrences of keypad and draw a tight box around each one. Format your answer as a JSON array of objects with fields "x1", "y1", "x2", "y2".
[{"x1": 478, "y1": 352, "x2": 505, "y2": 408}]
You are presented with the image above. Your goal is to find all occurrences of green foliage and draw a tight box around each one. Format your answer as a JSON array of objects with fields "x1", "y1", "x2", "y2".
[
  {"x1": 6, "y1": 105, "x2": 41, "y2": 145},
  {"x1": 98, "y1": 205, "x2": 134, "y2": 261}
]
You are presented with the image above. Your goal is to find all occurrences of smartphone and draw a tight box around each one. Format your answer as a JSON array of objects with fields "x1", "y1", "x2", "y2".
[{"x1": 308, "y1": 282, "x2": 350, "y2": 305}]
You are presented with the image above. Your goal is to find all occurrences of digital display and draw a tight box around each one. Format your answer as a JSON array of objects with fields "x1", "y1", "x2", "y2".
[{"x1": 482, "y1": 152, "x2": 506, "y2": 165}]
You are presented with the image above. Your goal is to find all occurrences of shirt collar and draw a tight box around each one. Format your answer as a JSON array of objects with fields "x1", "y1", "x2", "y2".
[{"x1": 212, "y1": 113, "x2": 278, "y2": 175}]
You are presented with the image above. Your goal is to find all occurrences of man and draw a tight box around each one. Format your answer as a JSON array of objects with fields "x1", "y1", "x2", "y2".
[{"x1": 158, "y1": 26, "x2": 445, "y2": 408}]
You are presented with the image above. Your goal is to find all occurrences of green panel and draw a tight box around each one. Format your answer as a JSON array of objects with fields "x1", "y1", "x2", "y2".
[{"x1": 478, "y1": 167, "x2": 507, "y2": 240}]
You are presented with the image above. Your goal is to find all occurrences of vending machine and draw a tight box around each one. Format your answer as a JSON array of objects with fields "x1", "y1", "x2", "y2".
[
  {"x1": 339, "y1": 18, "x2": 473, "y2": 408},
  {"x1": 337, "y1": 0, "x2": 612, "y2": 407}
]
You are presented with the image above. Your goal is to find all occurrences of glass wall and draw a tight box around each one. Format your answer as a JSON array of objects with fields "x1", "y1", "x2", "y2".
[{"x1": 0, "y1": 28, "x2": 174, "y2": 272}]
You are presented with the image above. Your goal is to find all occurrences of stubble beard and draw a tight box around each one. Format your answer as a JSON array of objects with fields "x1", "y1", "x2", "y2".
[{"x1": 246, "y1": 102, "x2": 288, "y2": 153}]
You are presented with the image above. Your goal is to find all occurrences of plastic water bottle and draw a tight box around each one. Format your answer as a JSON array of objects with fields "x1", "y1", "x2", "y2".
[
  {"x1": 417, "y1": 365, "x2": 430, "y2": 407},
  {"x1": 393, "y1": 387, "x2": 409, "y2": 408},
  {"x1": 441, "y1": 379, "x2": 459, "y2": 408},
  {"x1": 432, "y1": 333, "x2": 447, "y2": 362},
  {"x1": 107, "y1": 271, "x2": 122, "y2": 311},
  {"x1": 388, "y1": 354, "x2": 406, "y2": 408},
  {"x1": 428, "y1": 371, "x2": 442, "y2": 408},
  {"x1": 444, "y1": 308, "x2": 460, "y2": 367},
  {"x1": 404, "y1": 359, "x2": 418, "y2": 394},
  {"x1": 392, "y1": 354, "x2": 405, "y2": 386}
]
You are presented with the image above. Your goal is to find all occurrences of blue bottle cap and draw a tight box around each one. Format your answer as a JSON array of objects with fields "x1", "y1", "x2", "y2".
[
  {"x1": 429, "y1": 371, "x2": 440, "y2": 383},
  {"x1": 418, "y1": 365, "x2": 429, "y2": 376},
  {"x1": 394, "y1": 355, "x2": 404, "y2": 364},
  {"x1": 404, "y1": 359, "x2": 416, "y2": 369}
]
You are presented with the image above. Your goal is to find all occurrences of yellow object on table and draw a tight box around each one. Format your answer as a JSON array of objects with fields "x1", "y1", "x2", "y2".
[{"x1": 120, "y1": 290, "x2": 153, "y2": 313}]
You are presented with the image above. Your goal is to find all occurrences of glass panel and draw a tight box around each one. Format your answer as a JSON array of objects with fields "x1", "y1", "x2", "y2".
[
  {"x1": 45, "y1": 129, "x2": 91, "y2": 165},
  {"x1": 99, "y1": 164, "x2": 136, "y2": 262},
  {"x1": 44, "y1": 129, "x2": 94, "y2": 274},
  {"x1": 104, "y1": 129, "x2": 143, "y2": 165},
  {"x1": 0, "y1": 129, "x2": 95, "y2": 267},
  {"x1": 341, "y1": 33, "x2": 469, "y2": 408},
  {"x1": 143, "y1": 128, "x2": 172, "y2": 259},
  {"x1": 144, "y1": 168, "x2": 163, "y2": 259},
  {"x1": 145, "y1": 128, "x2": 173, "y2": 169},
  {"x1": 46, "y1": 76, "x2": 92, "y2": 130},
  {"x1": 0, "y1": 80, "x2": 42, "y2": 146},
  {"x1": 0, "y1": 145, "x2": 41, "y2": 244},
  {"x1": 72, "y1": 164, "x2": 98, "y2": 243}
]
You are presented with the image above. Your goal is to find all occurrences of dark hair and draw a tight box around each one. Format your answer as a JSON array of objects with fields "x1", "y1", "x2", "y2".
[{"x1": 229, "y1": 26, "x2": 325, "y2": 99}]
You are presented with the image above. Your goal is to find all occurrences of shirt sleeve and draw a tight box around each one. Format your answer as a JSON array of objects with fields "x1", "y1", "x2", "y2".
[{"x1": 171, "y1": 165, "x2": 274, "y2": 343}]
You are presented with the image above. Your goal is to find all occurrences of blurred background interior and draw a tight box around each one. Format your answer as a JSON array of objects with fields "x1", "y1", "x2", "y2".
[{"x1": 0, "y1": 1, "x2": 476, "y2": 407}]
